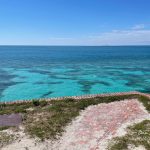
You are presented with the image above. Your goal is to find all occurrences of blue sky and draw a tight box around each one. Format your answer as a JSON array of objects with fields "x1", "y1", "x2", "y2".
[{"x1": 0, "y1": 0, "x2": 150, "y2": 45}]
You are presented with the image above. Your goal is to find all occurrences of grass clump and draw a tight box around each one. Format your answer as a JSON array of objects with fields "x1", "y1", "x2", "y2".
[
  {"x1": 0, "y1": 132, "x2": 14, "y2": 148},
  {"x1": 25, "y1": 99, "x2": 80, "y2": 140},
  {"x1": 32, "y1": 100, "x2": 40, "y2": 106},
  {"x1": 32, "y1": 99, "x2": 48, "y2": 107},
  {"x1": 39, "y1": 100, "x2": 48, "y2": 107},
  {"x1": 0, "y1": 103, "x2": 32, "y2": 115},
  {"x1": 108, "y1": 120, "x2": 150, "y2": 150},
  {"x1": 138, "y1": 95, "x2": 150, "y2": 113},
  {"x1": 0, "y1": 100, "x2": 49, "y2": 115},
  {"x1": 0, "y1": 126, "x2": 10, "y2": 131}
]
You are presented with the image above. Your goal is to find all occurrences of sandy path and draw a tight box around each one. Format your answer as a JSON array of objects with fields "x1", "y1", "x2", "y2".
[{"x1": 57, "y1": 99, "x2": 150, "y2": 150}]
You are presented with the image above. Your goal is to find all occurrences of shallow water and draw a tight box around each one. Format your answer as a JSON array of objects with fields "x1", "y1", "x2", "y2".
[{"x1": 0, "y1": 46, "x2": 150, "y2": 102}]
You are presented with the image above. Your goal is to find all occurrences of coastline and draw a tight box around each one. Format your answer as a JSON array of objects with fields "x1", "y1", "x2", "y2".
[
  {"x1": 0, "y1": 91, "x2": 150, "y2": 150},
  {"x1": 1, "y1": 91, "x2": 150, "y2": 105}
]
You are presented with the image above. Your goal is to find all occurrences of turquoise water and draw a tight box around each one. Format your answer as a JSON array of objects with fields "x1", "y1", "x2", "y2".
[{"x1": 0, "y1": 46, "x2": 150, "y2": 102}]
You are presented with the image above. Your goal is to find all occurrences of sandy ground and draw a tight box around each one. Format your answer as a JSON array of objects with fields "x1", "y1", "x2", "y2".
[{"x1": 1, "y1": 99, "x2": 150, "y2": 150}]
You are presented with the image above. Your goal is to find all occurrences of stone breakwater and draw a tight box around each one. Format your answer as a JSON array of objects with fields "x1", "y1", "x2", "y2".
[{"x1": 0, "y1": 91, "x2": 150, "y2": 105}]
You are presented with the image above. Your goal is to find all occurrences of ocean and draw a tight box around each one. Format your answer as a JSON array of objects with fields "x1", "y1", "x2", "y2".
[{"x1": 0, "y1": 46, "x2": 150, "y2": 102}]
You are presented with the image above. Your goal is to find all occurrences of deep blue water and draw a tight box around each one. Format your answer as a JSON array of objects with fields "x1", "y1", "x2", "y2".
[{"x1": 0, "y1": 46, "x2": 150, "y2": 102}]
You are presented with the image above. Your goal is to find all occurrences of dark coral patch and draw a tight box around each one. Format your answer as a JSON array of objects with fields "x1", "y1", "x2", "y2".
[
  {"x1": 0, "y1": 70, "x2": 21, "y2": 97},
  {"x1": 29, "y1": 69, "x2": 52, "y2": 75},
  {"x1": 36, "y1": 81, "x2": 63, "y2": 85},
  {"x1": 78, "y1": 80, "x2": 111, "y2": 94},
  {"x1": 42, "y1": 91, "x2": 53, "y2": 97}
]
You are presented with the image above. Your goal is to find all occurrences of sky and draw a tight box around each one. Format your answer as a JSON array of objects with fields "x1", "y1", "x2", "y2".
[{"x1": 0, "y1": 0, "x2": 150, "y2": 45}]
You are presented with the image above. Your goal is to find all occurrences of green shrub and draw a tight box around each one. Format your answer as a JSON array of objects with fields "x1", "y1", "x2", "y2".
[
  {"x1": 0, "y1": 103, "x2": 6, "y2": 109},
  {"x1": 40, "y1": 100, "x2": 48, "y2": 107},
  {"x1": 65, "y1": 98, "x2": 75, "y2": 102},
  {"x1": 32, "y1": 100, "x2": 40, "y2": 106}
]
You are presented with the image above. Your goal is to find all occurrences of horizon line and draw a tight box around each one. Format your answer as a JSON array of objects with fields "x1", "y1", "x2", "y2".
[{"x1": 0, "y1": 45, "x2": 150, "y2": 47}]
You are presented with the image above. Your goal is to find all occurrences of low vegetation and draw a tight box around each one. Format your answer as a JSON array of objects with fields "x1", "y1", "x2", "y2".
[
  {"x1": 0, "y1": 132, "x2": 14, "y2": 148},
  {"x1": 0, "y1": 100, "x2": 48, "y2": 115},
  {"x1": 0, "y1": 94, "x2": 150, "y2": 146},
  {"x1": 108, "y1": 120, "x2": 150, "y2": 150}
]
